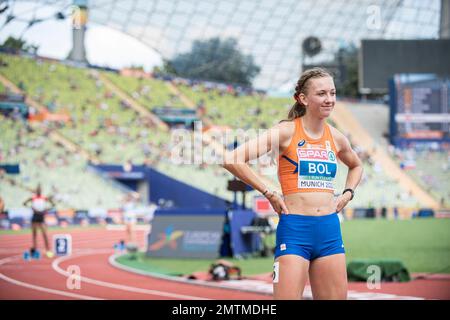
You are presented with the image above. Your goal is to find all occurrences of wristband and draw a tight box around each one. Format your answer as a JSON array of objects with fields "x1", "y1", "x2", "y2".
[{"x1": 342, "y1": 188, "x2": 354, "y2": 200}]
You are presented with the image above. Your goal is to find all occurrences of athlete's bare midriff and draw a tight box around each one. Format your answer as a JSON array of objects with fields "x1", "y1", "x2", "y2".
[{"x1": 284, "y1": 192, "x2": 336, "y2": 216}]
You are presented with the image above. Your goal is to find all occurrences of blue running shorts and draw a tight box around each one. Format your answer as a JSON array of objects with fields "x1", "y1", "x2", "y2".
[{"x1": 274, "y1": 212, "x2": 345, "y2": 261}]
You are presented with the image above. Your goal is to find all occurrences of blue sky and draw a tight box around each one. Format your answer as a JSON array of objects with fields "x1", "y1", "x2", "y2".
[{"x1": 0, "y1": 1, "x2": 162, "y2": 71}]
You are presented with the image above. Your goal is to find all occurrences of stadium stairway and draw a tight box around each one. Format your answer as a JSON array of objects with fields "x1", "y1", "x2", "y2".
[
  {"x1": 97, "y1": 72, "x2": 168, "y2": 131},
  {"x1": 1, "y1": 171, "x2": 72, "y2": 208},
  {"x1": 168, "y1": 81, "x2": 280, "y2": 193},
  {"x1": 0, "y1": 73, "x2": 101, "y2": 165},
  {"x1": 330, "y1": 102, "x2": 439, "y2": 209},
  {"x1": 0, "y1": 126, "x2": 70, "y2": 209},
  {"x1": 1, "y1": 172, "x2": 34, "y2": 193},
  {"x1": 165, "y1": 82, "x2": 195, "y2": 108},
  {"x1": 102, "y1": 74, "x2": 280, "y2": 195},
  {"x1": 165, "y1": 81, "x2": 213, "y2": 128}
]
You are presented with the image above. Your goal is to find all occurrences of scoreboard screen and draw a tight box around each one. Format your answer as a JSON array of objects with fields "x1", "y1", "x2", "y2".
[
  {"x1": 389, "y1": 75, "x2": 449, "y2": 146},
  {"x1": 360, "y1": 40, "x2": 450, "y2": 93}
]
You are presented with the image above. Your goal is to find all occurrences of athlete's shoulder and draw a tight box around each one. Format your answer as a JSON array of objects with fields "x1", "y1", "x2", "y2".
[
  {"x1": 274, "y1": 119, "x2": 296, "y2": 141},
  {"x1": 276, "y1": 119, "x2": 296, "y2": 133},
  {"x1": 327, "y1": 123, "x2": 349, "y2": 150}
]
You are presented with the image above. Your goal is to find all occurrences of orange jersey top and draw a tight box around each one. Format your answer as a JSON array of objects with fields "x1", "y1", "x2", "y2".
[{"x1": 278, "y1": 117, "x2": 339, "y2": 195}]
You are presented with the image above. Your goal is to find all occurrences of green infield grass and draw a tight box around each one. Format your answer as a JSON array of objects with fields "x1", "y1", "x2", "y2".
[{"x1": 116, "y1": 218, "x2": 450, "y2": 276}]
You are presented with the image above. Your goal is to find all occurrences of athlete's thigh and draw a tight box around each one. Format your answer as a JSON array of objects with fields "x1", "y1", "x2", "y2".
[
  {"x1": 273, "y1": 254, "x2": 310, "y2": 300},
  {"x1": 309, "y1": 253, "x2": 347, "y2": 300},
  {"x1": 38, "y1": 223, "x2": 47, "y2": 232},
  {"x1": 31, "y1": 222, "x2": 40, "y2": 233}
]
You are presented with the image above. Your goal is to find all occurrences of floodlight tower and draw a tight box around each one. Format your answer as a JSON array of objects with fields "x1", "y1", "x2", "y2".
[{"x1": 67, "y1": 0, "x2": 88, "y2": 63}]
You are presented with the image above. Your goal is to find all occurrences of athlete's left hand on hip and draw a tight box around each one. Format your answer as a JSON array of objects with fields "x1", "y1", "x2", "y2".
[{"x1": 335, "y1": 193, "x2": 352, "y2": 212}]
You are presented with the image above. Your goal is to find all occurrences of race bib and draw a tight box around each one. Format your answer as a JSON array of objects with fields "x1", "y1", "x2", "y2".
[{"x1": 297, "y1": 146, "x2": 337, "y2": 191}]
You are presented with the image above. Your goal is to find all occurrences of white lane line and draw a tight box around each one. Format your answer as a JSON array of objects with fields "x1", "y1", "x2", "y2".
[
  {"x1": 0, "y1": 256, "x2": 20, "y2": 265},
  {"x1": 52, "y1": 252, "x2": 210, "y2": 300},
  {"x1": 109, "y1": 255, "x2": 425, "y2": 300},
  {"x1": 108, "y1": 253, "x2": 273, "y2": 296},
  {"x1": 0, "y1": 255, "x2": 102, "y2": 300},
  {"x1": 106, "y1": 224, "x2": 150, "y2": 231}
]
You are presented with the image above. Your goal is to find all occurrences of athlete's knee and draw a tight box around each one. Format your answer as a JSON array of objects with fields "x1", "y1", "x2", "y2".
[{"x1": 273, "y1": 285, "x2": 303, "y2": 300}]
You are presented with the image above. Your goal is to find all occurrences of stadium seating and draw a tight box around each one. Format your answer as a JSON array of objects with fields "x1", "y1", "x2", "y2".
[
  {"x1": 392, "y1": 148, "x2": 450, "y2": 207},
  {"x1": 103, "y1": 71, "x2": 186, "y2": 109},
  {"x1": 1, "y1": 52, "x2": 445, "y2": 211},
  {"x1": 0, "y1": 53, "x2": 239, "y2": 206},
  {"x1": 0, "y1": 115, "x2": 126, "y2": 209},
  {"x1": 173, "y1": 81, "x2": 424, "y2": 209},
  {"x1": 176, "y1": 82, "x2": 291, "y2": 129}
]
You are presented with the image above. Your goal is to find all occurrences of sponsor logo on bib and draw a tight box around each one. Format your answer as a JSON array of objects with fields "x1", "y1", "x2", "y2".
[{"x1": 297, "y1": 147, "x2": 337, "y2": 191}]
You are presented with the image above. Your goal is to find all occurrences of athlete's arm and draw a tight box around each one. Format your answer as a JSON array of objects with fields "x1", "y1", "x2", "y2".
[
  {"x1": 330, "y1": 127, "x2": 363, "y2": 211},
  {"x1": 222, "y1": 122, "x2": 293, "y2": 214}
]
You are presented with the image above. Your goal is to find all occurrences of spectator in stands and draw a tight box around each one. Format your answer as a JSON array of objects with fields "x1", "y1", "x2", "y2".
[
  {"x1": 23, "y1": 184, "x2": 55, "y2": 258},
  {"x1": 222, "y1": 67, "x2": 363, "y2": 300}
]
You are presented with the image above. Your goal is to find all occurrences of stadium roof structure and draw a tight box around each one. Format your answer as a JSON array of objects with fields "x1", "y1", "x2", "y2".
[{"x1": 1, "y1": 0, "x2": 441, "y2": 90}]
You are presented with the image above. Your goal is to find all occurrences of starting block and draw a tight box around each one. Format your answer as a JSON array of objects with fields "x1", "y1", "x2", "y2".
[{"x1": 53, "y1": 234, "x2": 72, "y2": 256}]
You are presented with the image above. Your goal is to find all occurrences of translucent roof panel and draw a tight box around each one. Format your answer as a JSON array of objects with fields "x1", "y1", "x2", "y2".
[{"x1": 5, "y1": 0, "x2": 441, "y2": 90}]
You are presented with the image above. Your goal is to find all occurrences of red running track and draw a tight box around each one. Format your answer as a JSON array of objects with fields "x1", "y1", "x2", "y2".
[
  {"x1": 0, "y1": 226, "x2": 270, "y2": 300},
  {"x1": 1, "y1": 226, "x2": 449, "y2": 300}
]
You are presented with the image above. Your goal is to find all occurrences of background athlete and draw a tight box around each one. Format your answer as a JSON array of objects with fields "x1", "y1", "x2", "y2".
[
  {"x1": 23, "y1": 184, "x2": 56, "y2": 258},
  {"x1": 223, "y1": 67, "x2": 363, "y2": 299}
]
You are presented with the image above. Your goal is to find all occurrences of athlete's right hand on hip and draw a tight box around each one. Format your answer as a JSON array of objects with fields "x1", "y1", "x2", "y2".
[{"x1": 266, "y1": 191, "x2": 289, "y2": 215}]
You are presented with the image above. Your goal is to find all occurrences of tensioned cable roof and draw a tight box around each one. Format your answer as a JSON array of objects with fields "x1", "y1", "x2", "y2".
[{"x1": 2, "y1": 0, "x2": 441, "y2": 90}]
